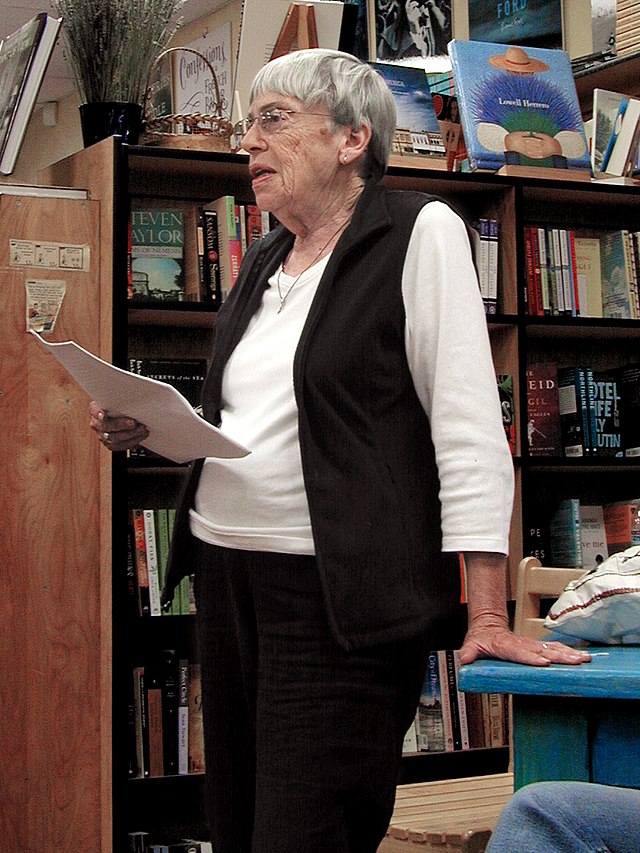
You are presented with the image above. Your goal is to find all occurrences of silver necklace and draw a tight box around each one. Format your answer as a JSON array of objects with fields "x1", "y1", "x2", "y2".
[{"x1": 275, "y1": 222, "x2": 348, "y2": 313}]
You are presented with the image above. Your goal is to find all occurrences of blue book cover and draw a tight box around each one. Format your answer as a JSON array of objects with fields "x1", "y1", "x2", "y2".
[
  {"x1": 370, "y1": 62, "x2": 443, "y2": 156},
  {"x1": 468, "y1": 0, "x2": 563, "y2": 50},
  {"x1": 447, "y1": 39, "x2": 590, "y2": 173}
]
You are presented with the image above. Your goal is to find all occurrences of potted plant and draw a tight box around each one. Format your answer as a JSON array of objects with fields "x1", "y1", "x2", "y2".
[{"x1": 52, "y1": 0, "x2": 185, "y2": 147}]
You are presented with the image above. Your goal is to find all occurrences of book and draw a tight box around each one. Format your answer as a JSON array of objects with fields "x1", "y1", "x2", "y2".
[
  {"x1": 579, "y1": 504, "x2": 609, "y2": 569},
  {"x1": 131, "y1": 509, "x2": 151, "y2": 617},
  {"x1": 402, "y1": 718, "x2": 418, "y2": 754},
  {"x1": 202, "y1": 196, "x2": 242, "y2": 302},
  {"x1": 431, "y1": 91, "x2": 468, "y2": 170},
  {"x1": 188, "y1": 664, "x2": 205, "y2": 774},
  {"x1": 130, "y1": 207, "x2": 185, "y2": 302},
  {"x1": 468, "y1": 0, "x2": 563, "y2": 50},
  {"x1": 201, "y1": 208, "x2": 222, "y2": 306},
  {"x1": 573, "y1": 235, "x2": 603, "y2": 317},
  {"x1": 557, "y1": 365, "x2": 591, "y2": 457},
  {"x1": 0, "y1": 13, "x2": 62, "y2": 175},
  {"x1": 370, "y1": 62, "x2": 444, "y2": 158},
  {"x1": 133, "y1": 665, "x2": 150, "y2": 777},
  {"x1": 143, "y1": 509, "x2": 162, "y2": 616},
  {"x1": 447, "y1": 39, "x2": 591, "y2": 173},
  {"x1": 437, "y1": 650, "x2": 455, "y2": 751},
  {"x1": 590, "y1": 369, "x2": 623, "y2": 456},
  {"x1": 146, "y1": 663, "x2": 165, "y2": 777},
  {"x1": 604, "y1": 97, "x2": 640, "y2": 177},
  {"x1": 161, "y1": 649, "x2": 179, "y2": 776},
  {"x1": 497, "y1": 373, "x2": 516, "y2": 454},
  {"x1": 617, "y1": 363, "x2": 640, "y2": 457},
  {"x1": 549, "y1": 497, "x2": 582, "y2": 567},
  {"x1": 526, "y1": 362, "x2": 561, "y2": 456},
  {"x1": 600, "y1": 230, "x2": 635, "y2": 319},
  {"x1": 592, "y1": 88, "x2": 629, "y2": 174},
  {"x1": 178, "y1": 658, "x2": 190, "y2": 774},
  {"x1": 443, "y1": 650, "x2": 463, "y2": 750},
  {"x1": 603, "y1": 499, "x2": 640, "y2": 554},
  {"x1": 451, "y1": 650, "x2": 470, "y2": 751},
  {"x1": 416, "y1": 651, "x2": 445, "y2": 752}
]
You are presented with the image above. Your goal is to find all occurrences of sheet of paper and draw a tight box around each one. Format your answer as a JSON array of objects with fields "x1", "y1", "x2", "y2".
[{"x1": 30, "y1": 331, "x2": 250, "y2": 464}]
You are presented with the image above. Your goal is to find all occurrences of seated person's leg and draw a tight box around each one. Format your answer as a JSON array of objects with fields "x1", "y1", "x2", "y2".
[{"x1": 486, "y1": 780, "x2": 640, "y2": 853}]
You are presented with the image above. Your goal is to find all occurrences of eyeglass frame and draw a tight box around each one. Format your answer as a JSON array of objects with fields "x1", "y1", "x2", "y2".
[{"x1": 232, "y1": 107, "x2": 333, "y2": 146}]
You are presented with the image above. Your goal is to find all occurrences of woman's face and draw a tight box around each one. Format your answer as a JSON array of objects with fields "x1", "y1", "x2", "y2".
[{"x1": 243, "y1": 92, "x2": 346, "y2": 227}]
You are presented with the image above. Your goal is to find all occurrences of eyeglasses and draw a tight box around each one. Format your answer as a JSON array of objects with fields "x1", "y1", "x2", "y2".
[{"x1": 233, "y1": 108, "x2": 331, "y2": 144}]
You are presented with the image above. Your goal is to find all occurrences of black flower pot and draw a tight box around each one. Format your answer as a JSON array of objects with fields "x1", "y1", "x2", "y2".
[{"x1": 79, "y1": 101, "x2": 143, "y2": 148}]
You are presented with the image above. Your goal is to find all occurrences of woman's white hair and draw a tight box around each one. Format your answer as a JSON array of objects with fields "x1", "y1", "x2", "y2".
[{"x1": 249, "y1": 49, "x2": 397, "y2": 181}]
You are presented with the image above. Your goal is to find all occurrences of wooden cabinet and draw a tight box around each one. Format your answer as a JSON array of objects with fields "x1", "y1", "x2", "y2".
[
  {"x1": 38, "y1": 135, "x2": 639, "y2": 846},
  {"x1": 0, "y1": 189, "x2": 111, "y2": 852}
]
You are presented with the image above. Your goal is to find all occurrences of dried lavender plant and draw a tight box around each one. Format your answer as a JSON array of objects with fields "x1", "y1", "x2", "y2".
[{"x1": 52, "y1": 0, "x2": 185, "y2": 103}]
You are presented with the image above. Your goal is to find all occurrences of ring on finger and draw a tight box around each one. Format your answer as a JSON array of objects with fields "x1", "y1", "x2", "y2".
[
  {"x1": 542, "y1": 642, "x2": 549, "y2": 649},
  {"x1": 103, "y1": 432, "x2": 110, "y2": 443}
]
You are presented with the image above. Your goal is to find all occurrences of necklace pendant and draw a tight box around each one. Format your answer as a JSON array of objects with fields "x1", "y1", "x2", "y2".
[{"x1": 277, "y1": 300, "x2": 285, "y2": 314}]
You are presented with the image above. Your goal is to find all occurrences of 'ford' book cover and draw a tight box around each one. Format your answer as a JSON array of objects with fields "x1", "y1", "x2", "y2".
[{"x1": 447, "y1": 39, "x2": 591, "y2": 173}]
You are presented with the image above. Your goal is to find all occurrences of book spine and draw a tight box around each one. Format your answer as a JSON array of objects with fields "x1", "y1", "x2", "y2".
[
  {"x1": 437, "y1": 650, "x2": 454, "y2": 751},
  {"x1": 557, "y1": 366, "x2": 589, "y2": 457},
  {"x1": 202, "y1": 209, "x2": 222, "y2": 307},
  {"x1": 161, "y1": 649, "x2": 179, "y2": 776},
  {"x1": 143, "y1": 509, "x2": 162, "y2": 616},
  {"x1": 568, "y1": 229, "x2": 581, "y2": 315},
  {"x1": 452, "y1": 650, "x2": 470, "y2": 750},
  {"x1": 133, "y1": 665, "x2": 150, "y2": 777},
  {"x1": 487, "y1": 218, "x2": 499, "y2": 312},
  {"x1": 146, "y1": 664, "x2": 164, "y2": 777},
  {"x1": 178, "y1": 658, "x2": 190, "y2": 775},
  {"x1": 536, "y1": 227, "x2": 551, "y2": 314},
  {"x1": 131, "y1": 509, "x2": 150, "y2": 617},
  {"x1": 523, "y1": 226, "x2": 537, "y2": 315}
]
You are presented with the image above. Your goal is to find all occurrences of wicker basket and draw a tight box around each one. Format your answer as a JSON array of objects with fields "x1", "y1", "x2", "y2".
[{"x1": 141, "y1": 47, "x2": 235, "y2": 152}]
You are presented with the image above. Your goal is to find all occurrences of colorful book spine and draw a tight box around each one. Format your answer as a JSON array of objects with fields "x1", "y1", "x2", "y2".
[{"x1": 557, "y1": 366, "x2": 591, "y2": 457}]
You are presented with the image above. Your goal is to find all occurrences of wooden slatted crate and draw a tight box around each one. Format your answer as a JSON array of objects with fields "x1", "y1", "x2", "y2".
[{"x1": 378, "y1": 773, "x2": 513, "y2": 852}]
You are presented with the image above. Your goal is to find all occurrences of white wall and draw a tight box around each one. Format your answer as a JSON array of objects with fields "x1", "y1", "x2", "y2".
[{"x1": 1, "y1": 0, "x2": 593, "y2": 186}]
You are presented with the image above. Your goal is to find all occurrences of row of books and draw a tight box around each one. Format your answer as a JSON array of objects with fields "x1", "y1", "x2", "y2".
[
  {"x1": 130, "y1": 651, "x2": 204, "y2": 780},
  {"x1": 127, "y1": 357, "x2": 207, "y2": 465},
  {"x1": 616, "y1": 0, "x2": 640, "y2": 57},
  {"x1": 526, "y1": 361, "x2": 640, "y2": 458},
  {"x1": 469, "y1": 218, "x2": 499, "y2": 315},
  {"x1": 524, "y1": 227, "x2": 640, "y2": 319},
  {"x1": 528, "y1": 497, "x2": 640, "y2": 570},
  {"x1": 129, "y1": 837, "x2": 212, "y2": 853},
  {"x1": 402, "y1": 650, "x2": 509, "y2": 755},
  {"x1": 128, "y1": 197, "x2": 274, "y2": 305},
  {"x1": 128, "y1": 508, "x2": 194, "y2": 618}
]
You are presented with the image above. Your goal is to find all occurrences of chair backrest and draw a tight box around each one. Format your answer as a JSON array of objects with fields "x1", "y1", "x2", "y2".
[{"x1": 514, "y1": 557, "x2": 585, "y2": 639}]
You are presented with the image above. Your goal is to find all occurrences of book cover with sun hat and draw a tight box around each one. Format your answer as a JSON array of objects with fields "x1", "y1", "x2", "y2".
[{"x1": 447, "y1": 39, "x2": 591, "y2": 173}]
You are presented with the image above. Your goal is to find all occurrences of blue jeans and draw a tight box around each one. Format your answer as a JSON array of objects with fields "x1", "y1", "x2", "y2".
[{"x1": 486, "y1": 781, "x2": 640, "y2": 853}]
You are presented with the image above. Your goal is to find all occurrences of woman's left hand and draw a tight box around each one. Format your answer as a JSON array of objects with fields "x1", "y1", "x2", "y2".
[{"x1": 458, "y1": 623, "x2": 592, "y2": 667}]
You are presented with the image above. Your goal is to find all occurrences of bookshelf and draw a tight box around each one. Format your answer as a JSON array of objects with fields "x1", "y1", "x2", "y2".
[{"x1": 38, "y1": 134, "x2": 640, "y2": 846}]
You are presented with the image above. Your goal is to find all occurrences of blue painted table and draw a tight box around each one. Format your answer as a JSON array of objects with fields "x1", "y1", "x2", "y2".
[{"x1": 458, "y1": 647, "x2": 640, "y2": 791}]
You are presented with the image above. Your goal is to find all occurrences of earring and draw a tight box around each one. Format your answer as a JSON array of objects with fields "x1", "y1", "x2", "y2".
[{"x1": 342, "y1": 154, "x2": 348, "y2": 164}]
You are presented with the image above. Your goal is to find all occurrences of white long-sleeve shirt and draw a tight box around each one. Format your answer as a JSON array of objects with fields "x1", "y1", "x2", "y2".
[{"x1": 191, "y1": 201, "x2": 514, "y2": 555}]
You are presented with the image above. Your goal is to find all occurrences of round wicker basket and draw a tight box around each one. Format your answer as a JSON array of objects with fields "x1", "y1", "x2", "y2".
[{"x1": 141, "y1": 47, "x2": 234, "y2": 152}]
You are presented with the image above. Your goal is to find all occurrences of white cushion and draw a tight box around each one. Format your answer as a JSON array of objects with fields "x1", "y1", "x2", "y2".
[{"x1": 544, "y1": 545, "x2": 640, "y2": 644}]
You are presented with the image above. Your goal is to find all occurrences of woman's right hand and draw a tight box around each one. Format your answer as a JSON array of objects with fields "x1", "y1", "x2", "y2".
[{"x1": 89, "y1": 400, "x2": 150, "y2": 453}]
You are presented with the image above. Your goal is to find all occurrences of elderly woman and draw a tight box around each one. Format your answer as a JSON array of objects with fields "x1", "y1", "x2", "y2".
[{"x1": 91, "y1": 49, "x2": 589, "y2": 853}]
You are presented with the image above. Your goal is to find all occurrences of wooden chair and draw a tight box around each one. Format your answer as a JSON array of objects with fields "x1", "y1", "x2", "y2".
[{"x1": 514, "y1": 556, "x2": 585, "y2": 639}]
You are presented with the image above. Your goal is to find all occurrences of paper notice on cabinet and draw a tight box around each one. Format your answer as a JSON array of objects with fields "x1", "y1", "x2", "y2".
[{"x1": 30, "y1": 330, "x2": 250, "y2": 463}]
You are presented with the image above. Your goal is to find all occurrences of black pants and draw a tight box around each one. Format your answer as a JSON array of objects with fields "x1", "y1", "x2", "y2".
[{"x1": 194, "y1": 542, "x2": 432, "y2": 853}]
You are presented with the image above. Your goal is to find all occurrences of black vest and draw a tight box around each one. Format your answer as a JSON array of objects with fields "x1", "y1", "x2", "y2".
[{"x1": 164, "y1": 180, "x2": 461, "y2": 650}]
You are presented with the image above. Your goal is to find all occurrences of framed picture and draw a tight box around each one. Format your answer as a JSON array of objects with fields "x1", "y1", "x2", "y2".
[
  {"x1": 374, "y1": 1, "x2": 453, "y2": 62},
  {"x1": 468, "y1": 0, "x2": 564, "y2": 50}
]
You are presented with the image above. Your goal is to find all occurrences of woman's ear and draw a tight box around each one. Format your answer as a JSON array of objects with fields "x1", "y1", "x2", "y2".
[{"x1": 340, "y1": 122, "x2": 372, "y2": 166}]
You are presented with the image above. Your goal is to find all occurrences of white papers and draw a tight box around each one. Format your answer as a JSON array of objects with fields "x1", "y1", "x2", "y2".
[{"x1": 30, "y1": 331, "x2": 250, "y2": 464}]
